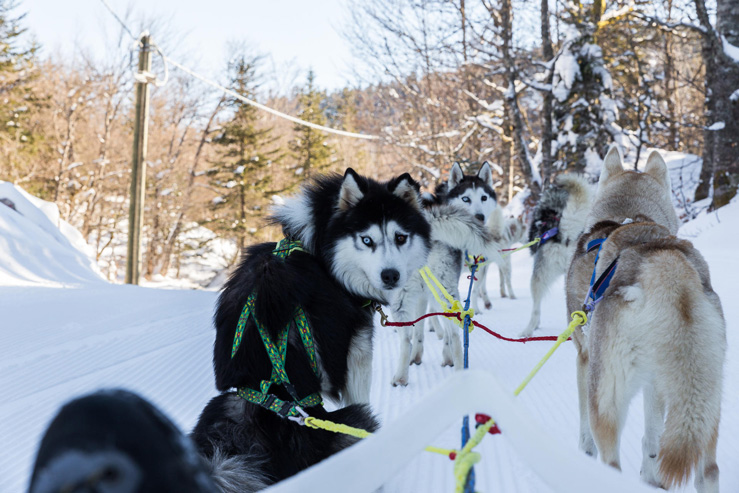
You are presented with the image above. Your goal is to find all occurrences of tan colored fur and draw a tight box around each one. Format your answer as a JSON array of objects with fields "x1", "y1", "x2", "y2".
[{"x1": 565, "y1": 147, "x2": 726, "y2": 492}]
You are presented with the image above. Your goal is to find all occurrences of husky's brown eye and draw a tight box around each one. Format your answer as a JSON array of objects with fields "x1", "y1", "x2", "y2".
[
  {"x1": 481, "y1": 195, "x2": 488, "y2": 201},
  {"x1": 395, "y1": 233, "x2": 408, "y2": 245}
]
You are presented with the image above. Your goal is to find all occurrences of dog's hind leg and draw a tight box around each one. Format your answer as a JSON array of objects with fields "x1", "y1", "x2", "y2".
[
  {"x1": 472, "y1": 264, "x2": 491, "y2": 312},
  {"x1": 521, "y1": 248, "x2": 560, "y2": 337},
  {"x1": 575, "y1": 344, "x2": 598, "y2": 458},
  {"x1": 428, "y1": 311, "x2": 445, "y2": 340},
  {"x1": 500, "y1": 256, "x2": 516, "y2": 299},
  {"x1": 640, "y1": 381, "x2": 665, "y2": 487},
  {"x1": 440, "y1": 288, "x2": 464, "y2": 369}
]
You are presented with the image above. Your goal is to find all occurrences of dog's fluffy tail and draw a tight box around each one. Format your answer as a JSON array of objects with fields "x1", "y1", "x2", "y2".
[
  {"x1": 648, "y1": 256, "x2": 726, "y2": 488},
  {"x1": 207, "y1": 447, "x2": 271, "y2": 493}
]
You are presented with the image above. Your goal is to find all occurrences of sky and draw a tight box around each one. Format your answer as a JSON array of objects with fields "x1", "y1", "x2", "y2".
[
  {"x1": 1, "y1": 152, "x2": 738, "y2": 492},
  {"x1": 24, "y1": 0, "x2": 356, "y2": 92}
]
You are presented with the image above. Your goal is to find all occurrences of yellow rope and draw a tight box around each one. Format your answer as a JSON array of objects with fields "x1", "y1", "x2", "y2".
[
  {"x1": 513, "y1": 311, "x2": 587, "y2": 396},
  {"x1": 453, "y1": 416, "x2": 498, "y2": 493},
  {"x1": 501, "y1": 237, "x2": 540, "y2": 258},
  {"x1": 419, "y1": 266, "x2": 475, "y2": 329},
  {"x1": 304, "y1": 417, "x2": 456, "y2": 457}
]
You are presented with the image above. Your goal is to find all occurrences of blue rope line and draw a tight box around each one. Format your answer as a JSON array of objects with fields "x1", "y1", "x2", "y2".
[{"x1": 461, "y1": 263, "x2": 477, "y2": 493}]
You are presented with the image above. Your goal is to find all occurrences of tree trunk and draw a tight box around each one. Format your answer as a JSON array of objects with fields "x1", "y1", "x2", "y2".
[
  {"x1": 711, "y1": 0, "x2": 739, "y2": 209},
  {"x1": 694, "y1": 0, "x2": 739, "y2": 208},
  {"x1": 500, "y1": 0, "x2": 539, "y2": 196},
  {"x1": 540, "y1": 0, "x2": 555, "y2": 184},
  {"x1": 693, "y1": 0, "x2": 717, "y2": 202}
]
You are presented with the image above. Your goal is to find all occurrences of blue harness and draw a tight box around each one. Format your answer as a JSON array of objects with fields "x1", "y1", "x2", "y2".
[{"x1": 583, "y1": 238, "x2": 619, "y2": 313}]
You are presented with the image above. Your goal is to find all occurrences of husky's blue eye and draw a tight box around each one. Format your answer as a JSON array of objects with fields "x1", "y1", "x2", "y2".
[
  {"x1": 361, "y1": 236, "x2": 374, "y2": 247},
  {"x1": 395, "y1": 233, "x2": 408, "y2": 246},
  {"x1": 481, "y1": 195, "x2": 488, "y2": 201},
  {"x1": 462, "y1": 196, "x2": 471, "y2": 203}
]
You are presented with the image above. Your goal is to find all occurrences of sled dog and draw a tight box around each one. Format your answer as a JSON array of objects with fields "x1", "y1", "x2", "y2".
[
  {"x1": 520, "y1": 173, "x2": 592, "y2": 337},
  {"x1": 565, "y1": 147, "x2": 725, "y2": 491},
  {"x1": 390, "y1": 162, "x2": 496, "y2": 386},
  {"x1": 470, "y1": 207, "x2": 527, "y2": 312},
  {"x1": 30, "y1": 389, "x2": 220, "y2": 493},
  {"x1": 191, "y1": 169, "x2": 431, "y2": 491}
]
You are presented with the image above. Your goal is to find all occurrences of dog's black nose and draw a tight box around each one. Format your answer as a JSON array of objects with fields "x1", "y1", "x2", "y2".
[
  {"x1": 475, "y1": 213, "x2": 485, "y2": 223},
  {"x1": 381, "y1": 268, "x2": 400, "y2": 288}
]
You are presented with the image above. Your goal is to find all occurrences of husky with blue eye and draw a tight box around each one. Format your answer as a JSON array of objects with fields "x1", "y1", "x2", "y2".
[
  {"x1": 389, "y1": 162, "x2": 497, "y2": 387},
  {"x1": 191, "y1": 168, "x2": 431, "y2": 492}
]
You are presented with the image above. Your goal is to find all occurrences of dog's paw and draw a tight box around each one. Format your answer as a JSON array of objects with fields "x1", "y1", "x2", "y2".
[
  {"x1": 391, "y1": 375, "x2": 409, "y2": 387},
  {"x1": 518, "y1": 328, "x2": 534, "y2": 338},
  {"x1": 485, "y1": 301, "x2": 492, "y2": 309},
  {"x1": 579, "y1": 434, "x2": 598, "y2": 459}
]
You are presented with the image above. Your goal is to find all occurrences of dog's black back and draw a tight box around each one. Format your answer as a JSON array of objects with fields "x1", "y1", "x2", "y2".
[{"x1": 528, "y1": 181, "x2": 569, "y2": 253}]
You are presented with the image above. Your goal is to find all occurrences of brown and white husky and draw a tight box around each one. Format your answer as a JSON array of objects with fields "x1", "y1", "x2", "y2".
[{"x1": 565, "y1": 146, "x2": 726, "y2": 492}]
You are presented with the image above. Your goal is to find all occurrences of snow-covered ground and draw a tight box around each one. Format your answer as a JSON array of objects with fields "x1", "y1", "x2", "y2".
[{"x1": 1, "y1": 180, "x2": 737, "y2": 492}]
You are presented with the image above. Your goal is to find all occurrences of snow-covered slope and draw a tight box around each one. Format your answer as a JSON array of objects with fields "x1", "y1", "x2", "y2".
[
  {"x1": 0, "y1": 182, "x2": 737, "y2": 493},
  {"x1": 0, "y1": 182, "x2": 104, "y2": 286}
]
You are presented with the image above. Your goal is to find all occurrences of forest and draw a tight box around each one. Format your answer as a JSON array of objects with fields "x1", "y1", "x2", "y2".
[{"x1": 1, "y1": 0, "x2": 737, "y2": 284}]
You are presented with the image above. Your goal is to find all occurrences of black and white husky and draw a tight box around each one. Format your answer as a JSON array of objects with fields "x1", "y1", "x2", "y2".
[
  {"x1": 191, "y1": 169, "x2": 431, "y2": 491},
  {"x1": 390, "y1": 162, "x2": 497, "y2": 386}
]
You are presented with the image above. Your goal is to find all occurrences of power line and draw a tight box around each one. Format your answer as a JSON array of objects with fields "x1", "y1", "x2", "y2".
[{"x1": 96, "y1": 0, "x2": 381, "y2": 141}]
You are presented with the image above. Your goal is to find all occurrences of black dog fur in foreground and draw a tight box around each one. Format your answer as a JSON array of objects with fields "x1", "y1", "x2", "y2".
[{"x1": 29, "y1": 389, "x2": 219, "y2": 493}]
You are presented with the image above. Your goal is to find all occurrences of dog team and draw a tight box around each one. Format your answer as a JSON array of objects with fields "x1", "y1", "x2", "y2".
[{"x1": 30, "y1": 146, "x2": 725, "y2": 493}]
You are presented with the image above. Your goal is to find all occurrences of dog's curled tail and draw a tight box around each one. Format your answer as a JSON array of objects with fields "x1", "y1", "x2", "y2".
[
  {"x1": 651, "y1": 256, "x2": 725, "y2": 488},
  {"x1": 207, "y1": 447, "x2": 271, "y2": 493}
]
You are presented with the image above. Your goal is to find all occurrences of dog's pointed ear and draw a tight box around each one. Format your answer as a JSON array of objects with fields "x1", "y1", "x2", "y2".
[
  {"x1": 599, "y1": 145, "x2": 623, "y2": 185},
  {"x1": 449, "y1": 162, "x2": 464, "y2": 189},
  {"x1": 338, "y1": 168, "x2": 365, "y2": 211},
  {"x1": 389, "y1": 173, "x2": 422, "y2": 211},
  {"x1": 478, "y1": 161, "x2": 493, "y2": 187},
  {"x1": 644, "y1": 150, "x2": 670, "y2": 189}
]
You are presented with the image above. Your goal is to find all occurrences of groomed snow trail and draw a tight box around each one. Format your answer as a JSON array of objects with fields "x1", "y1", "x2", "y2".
[{"x1": 2, "y1": 217, "x2": 738, "y2": 492}]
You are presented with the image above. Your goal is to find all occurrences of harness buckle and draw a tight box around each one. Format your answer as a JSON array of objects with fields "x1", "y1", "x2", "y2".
[{"x1": 374, "y1": 304, "x2": 389, "y2": 327}]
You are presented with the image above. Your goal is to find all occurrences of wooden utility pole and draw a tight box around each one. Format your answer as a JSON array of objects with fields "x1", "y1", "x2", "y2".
[{"x1": 126, "y1": 33, "x2": 152, "y2": 285}]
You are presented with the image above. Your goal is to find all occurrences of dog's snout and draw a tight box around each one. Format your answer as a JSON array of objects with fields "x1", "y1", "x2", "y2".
[
  {"x1": 381, "y1": 268, "x2": 400, "y2": 288},
  {"x1": 475, "y1": 213, "x2": 485, "y2": 223}
]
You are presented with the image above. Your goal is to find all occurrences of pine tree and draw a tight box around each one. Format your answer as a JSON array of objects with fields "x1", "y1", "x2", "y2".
[
  {"x1": 0, "y1": 0, "x2": 41, "y2": 183},
  {"x1": 290, "y1": 70, "x2": 336, "y2": 179},
  {"x1": 207, "y1": 54, "x2": 281, "y2": 252}
]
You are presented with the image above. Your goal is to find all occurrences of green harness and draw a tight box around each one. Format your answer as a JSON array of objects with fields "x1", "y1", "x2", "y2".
[{"x1": 230, "y1": 238, "x2": 323, "y2": 418}]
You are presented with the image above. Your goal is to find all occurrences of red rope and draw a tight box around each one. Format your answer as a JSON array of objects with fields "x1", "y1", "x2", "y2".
[{"x1": 385, "y1": 312, "x2": 568, "y2": 343}]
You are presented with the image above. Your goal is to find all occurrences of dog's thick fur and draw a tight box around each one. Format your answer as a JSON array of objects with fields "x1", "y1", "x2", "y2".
[
  {"x1": 471, "y1": 207, "x2": 527, "y2": 312},
  {"x1": 389, "y1": 162, "x2": 496, "y2": 386},
  {"x1": 565, "y1": 147, "x2": 726, "y2": 491},
  {"x1": 520, "y1": 173, "x2": 592, "y2": 337},
  {"x1": 30, "y1": 390, "x2": 220, "y2": 493},
  {"x1": 191, "y1": 169, "x2": 431, "y2": 491}
]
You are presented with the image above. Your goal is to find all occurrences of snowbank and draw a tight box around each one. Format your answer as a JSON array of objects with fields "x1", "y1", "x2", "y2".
[{"x1": 0, "y1": 182, "x2": 105, "y2": 286}]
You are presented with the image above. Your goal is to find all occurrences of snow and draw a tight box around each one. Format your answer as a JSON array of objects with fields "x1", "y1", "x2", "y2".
[
  {"x1": 707, "y1": 121, "x2": 726, "y2": 131},
  {"x1": 1, "y1": 183, "x2": 738, "y2": 493},
  {"x1": 722, "y1": 35, "x2": 739, "y2": 64},
  {"x1": 552, "y1": 48, "x2": 579, "y2": 103}
]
